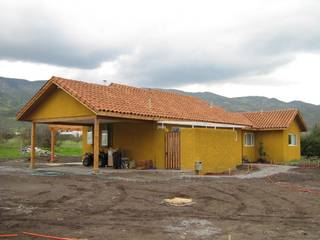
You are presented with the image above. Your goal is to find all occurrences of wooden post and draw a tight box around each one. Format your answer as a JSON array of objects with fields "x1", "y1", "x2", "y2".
[
  {"x1": 93, "y1": 117, "x2": 100, "y2": 173},
  {"x1": 50, "y1": 129, "x2": 56, "y2": 162},
  {"x1": 30, "y1": 122, "x2": 36, "y2": 169}
]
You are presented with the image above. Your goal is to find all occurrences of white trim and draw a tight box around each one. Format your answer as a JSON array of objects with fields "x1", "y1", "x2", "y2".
[
  {"x1": 244, "y1": 133, "x2": 255, "y2": 147},
  {"x1": 288, "y1": 133, "x2": 297, "y2": 146},
  {"x1": 157, "y1": 120, "x2": 247, "y2": 129}
]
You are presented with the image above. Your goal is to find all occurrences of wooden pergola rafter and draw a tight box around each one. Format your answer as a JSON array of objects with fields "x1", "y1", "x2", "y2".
[{"x1": 29, "y1": 116, "x2": 102, "y2": 173}]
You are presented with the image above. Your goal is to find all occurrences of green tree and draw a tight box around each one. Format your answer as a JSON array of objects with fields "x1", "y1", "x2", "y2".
[{"x1": 301, "y1": 124, "x2": 320, "y2": 158}]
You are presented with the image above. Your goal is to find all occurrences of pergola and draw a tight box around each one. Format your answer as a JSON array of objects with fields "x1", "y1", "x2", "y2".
[
  {"x1": 48, "y1": 124, "x2": 83, "y2": 162},
  {"x1": 28, "y1": 117, "x2": 112, "y2": 173}
]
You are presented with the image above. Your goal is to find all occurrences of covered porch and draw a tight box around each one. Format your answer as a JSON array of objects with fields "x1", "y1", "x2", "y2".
[{"x1": 29, "y1": 116, "x2": 165, "y2": 172}]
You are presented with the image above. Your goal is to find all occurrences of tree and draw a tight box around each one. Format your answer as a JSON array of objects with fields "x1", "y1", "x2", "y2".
[
  {"x1": 20, "y1": 125, "x2": 51, "y2": 148},
  {"x1": 301, "y1": 124, "x2": 320, "y2": 158}
]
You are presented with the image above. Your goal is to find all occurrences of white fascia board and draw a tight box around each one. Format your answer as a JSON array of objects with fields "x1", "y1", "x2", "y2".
[{"x1": 157, "y1": 120, "x2": 247, "y2": 129}]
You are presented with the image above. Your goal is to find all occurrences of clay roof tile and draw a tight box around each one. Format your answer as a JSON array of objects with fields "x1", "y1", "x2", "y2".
[{"x1": 51, "y1": 76, "x2": 251, "y2": 126}]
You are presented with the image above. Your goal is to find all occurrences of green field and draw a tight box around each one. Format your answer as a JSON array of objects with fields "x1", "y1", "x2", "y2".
[{"x1": 0, "y1": 138, "x2": 82, "y2": 159}]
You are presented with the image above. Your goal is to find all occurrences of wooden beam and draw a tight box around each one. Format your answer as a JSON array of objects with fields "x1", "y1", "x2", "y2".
[
  {"x1": 50, "y1": 129, "x2": 55, "y2": 162},
  {"x1": 93, "y1": 117, "x2": 100, "y2": 173},
  {"x1": 30, "y1": 122, "x2": 36, "y2": 168},
  {"x1": 49, "y1": 125, "x2": 83, "y2": 131},
  {"x1": 33, "y1": 115, "x2": 95, "y2": 123},
  {"x1": 97, "y1": 110, "x2": 161, "y2": 121}
]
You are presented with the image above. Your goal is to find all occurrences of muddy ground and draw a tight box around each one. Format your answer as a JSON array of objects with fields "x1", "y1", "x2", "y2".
[{"x1": 1, "y1": 159, "x2": 320, "y2": 240}]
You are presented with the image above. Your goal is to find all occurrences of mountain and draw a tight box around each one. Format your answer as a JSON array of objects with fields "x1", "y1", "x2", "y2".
[
  {"x1": 0, "y1": 77, "x2": 45, "y2": 130},
  {"x1": 0, "y1": 76, "x2": 319, "y2": 131},
  {"x1": 167, "y1": 89, "x2": 320, "y2": 129}
]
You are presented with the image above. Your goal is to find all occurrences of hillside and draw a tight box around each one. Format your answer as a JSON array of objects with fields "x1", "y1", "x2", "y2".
[
  {"x1": 169, "y1": 90, "x2": 320, "y2": 128},
  {"x1": 0, "y1": 77, "x2": 319, "y2": 131},
  {"x1": 0, "y1": 77, "x2": 45, "y2": 130}
]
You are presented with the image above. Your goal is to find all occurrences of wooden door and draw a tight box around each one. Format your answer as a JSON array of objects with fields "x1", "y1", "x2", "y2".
[{"x1": 165, "y1": 131, "x2": 181, "y2": 169}]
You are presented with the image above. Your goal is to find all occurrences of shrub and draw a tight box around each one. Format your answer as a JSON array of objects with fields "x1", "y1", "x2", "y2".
[{"x1": 301, "y1": 124, "x2": 320, "y2": 158}]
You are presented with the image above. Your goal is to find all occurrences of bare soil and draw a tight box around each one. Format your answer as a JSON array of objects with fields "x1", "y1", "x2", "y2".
[{"x1": 1, "y1": 159, "x2": 320, "y2": 240}]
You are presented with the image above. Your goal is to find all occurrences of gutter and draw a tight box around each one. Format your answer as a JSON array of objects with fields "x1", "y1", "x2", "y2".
[{"x1": 157, "y1": 120, "x2": 247, "y2": 129}]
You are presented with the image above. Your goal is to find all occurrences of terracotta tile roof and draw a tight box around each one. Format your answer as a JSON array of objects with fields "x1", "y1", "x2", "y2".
[
  {"x1": 241, "y1": 109, "x2": 307, "y2": 131},
  {"x1": 51, "y1": 76, "x2": 251, "y2": 126}
]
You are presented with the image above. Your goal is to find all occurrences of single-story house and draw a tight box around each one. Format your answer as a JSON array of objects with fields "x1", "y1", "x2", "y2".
[{"x1": 17, "y1": 76, "x2": 307, "y2": 173}]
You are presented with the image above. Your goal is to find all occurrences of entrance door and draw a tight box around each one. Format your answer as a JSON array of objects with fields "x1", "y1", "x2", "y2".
[{"x1": 165, "y1": 131, "x2": 181, "y2": 169}]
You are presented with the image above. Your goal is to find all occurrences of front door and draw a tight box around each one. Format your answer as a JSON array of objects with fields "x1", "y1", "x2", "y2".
[{"x1": 165, "y1": 131, "x2": 181, "y2": 169}]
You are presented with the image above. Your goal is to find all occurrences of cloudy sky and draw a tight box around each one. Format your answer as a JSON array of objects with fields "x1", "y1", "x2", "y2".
[{"x1": 0, "y1": 0, "x2": 320, "y2": 104}]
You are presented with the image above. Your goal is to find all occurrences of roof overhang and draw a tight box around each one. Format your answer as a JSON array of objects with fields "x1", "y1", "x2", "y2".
[
  {"x1": 16, "y1": 77, "x2": 97, "y2": 121},
  {"x1": 294, "y1": 111, "x2": 308, "y2": 132}
]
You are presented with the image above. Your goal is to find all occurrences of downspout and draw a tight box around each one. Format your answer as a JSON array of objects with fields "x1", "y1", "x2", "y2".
[{"x1": 241, "y1": 130, "x2": 244, "y2": 163}]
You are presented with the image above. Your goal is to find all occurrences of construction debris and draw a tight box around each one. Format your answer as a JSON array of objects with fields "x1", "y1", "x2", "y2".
[{"x1": 163, "y1": 197, "x2": 194, "y2": 207}]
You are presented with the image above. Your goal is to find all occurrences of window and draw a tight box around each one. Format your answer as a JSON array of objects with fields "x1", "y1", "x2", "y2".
[
  {"x1": 244, "y1": 133, "x2": 255, "y2": 146},
  {"x1": 288, "y1": 133, "x2": 297, "y2": 146},
  {"x1": 87, "y1": 130, "x2": 93, "y2": 145},
  {"x1": 101, "y1": 130, "x2": 108, "y2": 147}
]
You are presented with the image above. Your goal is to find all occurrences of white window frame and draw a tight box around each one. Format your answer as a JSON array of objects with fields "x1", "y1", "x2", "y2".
[
  {"x1": 244, "y1": 133, "x2": 255, "y2": 147},
  {"x1": 87, "y1": 130, "x2": 93, "y2": 145},
  {"x1": 101, "y1": 130, "x2": 108, "y2": 147},
  {"x1": 288, "y1": 133, "x2": 297, "y2": 146}
]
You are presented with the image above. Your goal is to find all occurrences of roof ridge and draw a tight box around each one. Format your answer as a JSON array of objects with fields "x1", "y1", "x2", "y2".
[
  {"x1": 52, "y1": 77, "x2": 227, "y2": 111},
  {"x1": 109, "y1": 82, "x2": 225, "y2": 109},
  {"x1": 52, "y1": 76, "x2": 111, "y2": 89},
  {"x1": 240, "y1": 108, "x2": 298, "y2": 114}
]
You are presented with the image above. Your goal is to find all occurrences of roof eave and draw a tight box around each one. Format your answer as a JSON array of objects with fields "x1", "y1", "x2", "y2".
[
  {"x1": 16, "y1": 76, "x2": 98, "y2": 121},
  {"x1": 16, "y1": 77, "x2": 56, "y2": 121}
]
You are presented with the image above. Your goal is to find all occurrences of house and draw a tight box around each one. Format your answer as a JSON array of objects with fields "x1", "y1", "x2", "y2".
[
  {"x1": 17, "y1": 76, "x2": 307, "y2": 173},
  {"x1": 242, "y1": 110, "x2": 307, "y2": 164}
]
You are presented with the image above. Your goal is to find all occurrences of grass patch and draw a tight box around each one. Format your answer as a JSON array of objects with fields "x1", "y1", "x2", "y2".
[
  {"x1": 55, "y1": 140, "x2": 82, "y2": 157},
  {"x1": 0, "y1": 138, "x2": 25, "y2": 159},
  {"x1": 0, "y1": 138, "x2": 82, "y2": 159},
  {"x1": 286, "y1": 156, "x2": 320, "y2": 166}
]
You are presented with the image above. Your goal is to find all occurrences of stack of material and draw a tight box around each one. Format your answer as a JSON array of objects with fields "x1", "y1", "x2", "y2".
[
  {"x1": 135, "y1": 160, "x2": 153, "y2": 170},
  {"x1": 163, "y1": 197, "x2": 194, "y2": 207}
]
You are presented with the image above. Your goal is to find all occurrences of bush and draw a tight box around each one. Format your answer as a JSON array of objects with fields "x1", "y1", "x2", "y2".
[
  {"x1": 301, "y1": 124, "x2": 320, "y2": 158},
  {"x1": 20, "y1": 125, "x2": 52, "y2": 148},
  {"x1": 0, "y1": 127, "x2": 14, "y2": 142}
]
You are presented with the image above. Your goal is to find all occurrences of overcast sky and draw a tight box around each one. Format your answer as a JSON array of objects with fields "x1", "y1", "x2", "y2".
[{"x1": 0, "y1": 0, "x2": 320, "y2": 104}]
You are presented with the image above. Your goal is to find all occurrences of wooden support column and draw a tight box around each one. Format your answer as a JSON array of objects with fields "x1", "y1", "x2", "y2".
[
  {"x1": 93, "y1": 117, "x2": 100, "y2": 173},
  {"x1": 50, "y1": 129, "x2": 56, "y2": 162},
  {"x1": 30, "y1": 122, "x2": 36, "y2": 169}
]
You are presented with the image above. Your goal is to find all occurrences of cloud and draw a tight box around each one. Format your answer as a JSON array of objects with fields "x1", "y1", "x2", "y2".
[
  {"x1": 0, "y1": 0, "x2": 320, "y2": 87},
  {"x1": 110, "y1": 0, "x2": 320, "y2": 87},
  {"x1": 0, "y1": 1, "x2": 127, "y2": 69}
]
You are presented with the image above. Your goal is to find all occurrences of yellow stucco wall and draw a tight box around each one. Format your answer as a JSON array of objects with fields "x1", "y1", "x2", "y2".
[
  {"x1": 112, "y1": 122, "x2": 154, "y2": 162},
  {"x1": 255, "y1": 130, "x2": 284, "y2": 163},
  {"x1": 242, "y1": 131, "x2": 256, "y2": 162},
  {"x1": 283, "y1": 119, "x2": 301, "y2": 162},
  {"x1": 27, "y1": 88, "x2": 94, "y2": 120},
  {"x1": 81, "y1": 117, "x2": 302, "y2": 170},
  {"x1": 82, "y1": 122, "x2": 166, "y2": 168},
  {"x1": 180, "y1": 128, "x2": 242, "y2": 173}
]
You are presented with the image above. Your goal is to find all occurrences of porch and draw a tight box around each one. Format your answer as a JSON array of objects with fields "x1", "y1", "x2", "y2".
[{"x1": 29, "y1": 116, "x2": 168, "y2": 173}]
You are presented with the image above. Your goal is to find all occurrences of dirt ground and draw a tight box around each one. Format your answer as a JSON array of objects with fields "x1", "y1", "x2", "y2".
[{"x1": 1, "y1": 159, "x2": 320, "y2": 240}]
